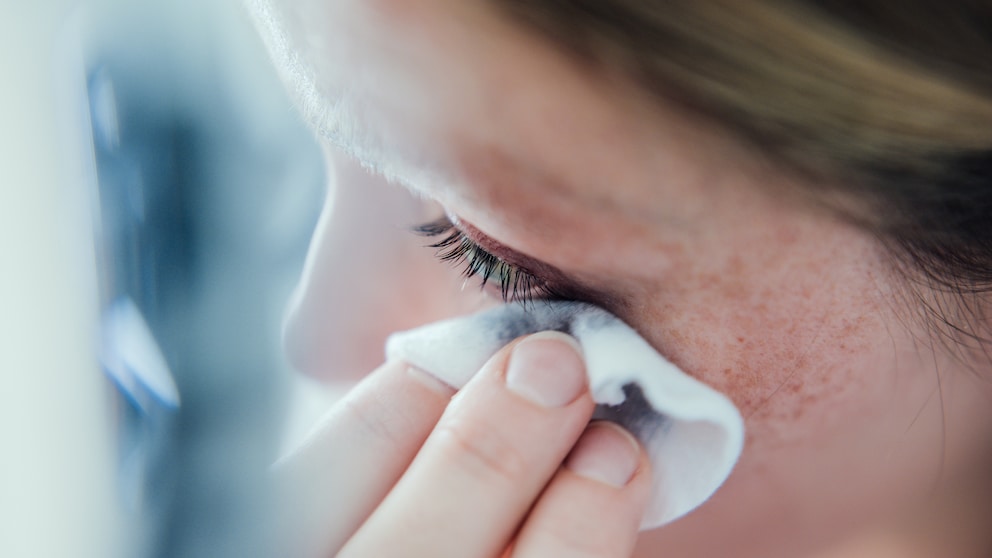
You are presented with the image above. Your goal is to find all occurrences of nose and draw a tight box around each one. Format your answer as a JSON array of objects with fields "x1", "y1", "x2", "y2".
[{"x1": 283, "y1": 148, "x2": 484, "y2": 381}]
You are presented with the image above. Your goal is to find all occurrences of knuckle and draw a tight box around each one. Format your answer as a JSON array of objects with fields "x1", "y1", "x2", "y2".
[
  {"x1": 539, "y1": 516, "x2": 616, "y2": 558},
  {"x1": 339, "y1": 394, "x2": 404, "y2": 446},
  {"x1": 432, "y1": 416, "x2": 530, "y2": 484},
  {"x1": 524, "y1": 511, "x2": 629, "y2": 558}
]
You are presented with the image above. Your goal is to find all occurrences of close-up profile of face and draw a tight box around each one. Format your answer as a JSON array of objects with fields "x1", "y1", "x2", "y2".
[{"x1": 248, "y1": 1, "x2": 992, "y2": 557}]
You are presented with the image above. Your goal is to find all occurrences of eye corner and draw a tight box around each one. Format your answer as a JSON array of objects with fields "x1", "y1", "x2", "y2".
[{"x1": 410, "y1": 215, "x2": 454, "y2": 237}]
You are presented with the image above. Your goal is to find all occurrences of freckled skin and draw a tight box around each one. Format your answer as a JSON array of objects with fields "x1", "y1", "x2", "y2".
[{"x1": 255, "y1": 0, "x2": 992, "y2": 556}]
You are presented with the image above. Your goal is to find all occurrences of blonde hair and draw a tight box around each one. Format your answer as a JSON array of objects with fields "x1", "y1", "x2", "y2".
[{"x1": 493, "y1": 0, "x2": 992, "y2": 338}]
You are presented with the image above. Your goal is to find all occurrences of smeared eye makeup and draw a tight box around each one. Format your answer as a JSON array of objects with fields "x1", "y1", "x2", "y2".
[{"x1": 414, "y1": 216, "x2": 566, "y2": 304}]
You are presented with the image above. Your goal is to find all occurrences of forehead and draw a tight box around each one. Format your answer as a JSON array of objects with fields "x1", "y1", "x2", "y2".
[{"x1": 252, "y1": 0, "x2": 753, "y2": 218}]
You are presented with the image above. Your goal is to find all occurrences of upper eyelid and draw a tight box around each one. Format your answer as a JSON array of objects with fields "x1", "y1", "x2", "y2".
[
  {"x1": 418, "y1": 212, "x2": 626, "y2": 309},
  {"x1": 412, "y1": 216, "x2": 560, "y2": 302},
  {"x1": 415, "y1": 216, "x2": 533, "y2": 275},
  {"x1": 413, "y1": 214, "x2": 613, "y2": 308}
]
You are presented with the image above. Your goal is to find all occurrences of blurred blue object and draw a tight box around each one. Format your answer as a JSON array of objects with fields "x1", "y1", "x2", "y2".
[
  {"x1": 84, "y1": 1, "x2": 325, "y2": 556},
  {"x1": 102, "y1": 297, "x2": 181, "y2": 412}
]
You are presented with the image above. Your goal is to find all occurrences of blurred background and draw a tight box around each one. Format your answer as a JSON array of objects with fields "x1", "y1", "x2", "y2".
[{"x1": 0, "y1": 1, "x2": 325, "y2": 557}]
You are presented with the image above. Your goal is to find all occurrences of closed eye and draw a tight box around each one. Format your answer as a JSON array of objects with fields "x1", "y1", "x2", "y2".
[{"x1": 413, "y1": 216, "x2": 566, "y2": 304}]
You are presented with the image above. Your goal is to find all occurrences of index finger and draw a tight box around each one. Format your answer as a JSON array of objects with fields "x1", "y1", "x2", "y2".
[
  {"x1": 275, "y1": 359, "x2": 455, "y2": 557},
  {"x1": 339, "y1": 332, "x2": 597, "y2": 558}
]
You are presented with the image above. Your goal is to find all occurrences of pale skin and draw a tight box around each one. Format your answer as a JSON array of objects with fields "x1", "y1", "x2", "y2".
[{"x1": 255, "y1": 0, "x2": 992, "y2": 556}]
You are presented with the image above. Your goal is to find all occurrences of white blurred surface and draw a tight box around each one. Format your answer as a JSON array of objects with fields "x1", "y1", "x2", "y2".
[{"x1": 0, "y1": 3, "x2": 121, "y2": 558}]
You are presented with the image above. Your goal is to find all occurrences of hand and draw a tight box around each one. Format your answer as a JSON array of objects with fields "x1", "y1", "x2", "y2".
[{"x1": 277, "y1": 331, "x2": 652, "y2": 558}]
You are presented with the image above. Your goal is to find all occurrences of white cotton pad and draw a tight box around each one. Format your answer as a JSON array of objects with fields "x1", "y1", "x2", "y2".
[{"x1": 385, "y1": 301, "x2": 745, "y2": 530}]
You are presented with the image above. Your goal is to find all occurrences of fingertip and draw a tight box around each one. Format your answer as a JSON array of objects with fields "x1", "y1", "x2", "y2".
[
  {"x1": 507, "y1": 422, "x2": 651, "y2": 557},
  {"x1": 505, "y1": 332, "x2": 587, "y2": 408},
  {"x1": 565, "y1": 422, "x2": 643, "y2": 488}
]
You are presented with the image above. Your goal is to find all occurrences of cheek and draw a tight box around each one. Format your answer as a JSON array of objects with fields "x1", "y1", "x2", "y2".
[
  {"x1": 648, "y1": 295, "x2": 894, "y2": 437},
  {"x1": 623, "y1": 250, "x2": 954, "y2": 533},
  {"x1": 703, "y1": 306, "x2": 884, "y2": 426},
  {"x1": 624, "y1": 227, "x2": 928, "y2": 449}
]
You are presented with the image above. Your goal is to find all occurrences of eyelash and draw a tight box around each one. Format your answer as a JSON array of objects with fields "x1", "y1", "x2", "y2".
[{"x1": 414, "y1": 217, "x2": 561, "y2": 304}]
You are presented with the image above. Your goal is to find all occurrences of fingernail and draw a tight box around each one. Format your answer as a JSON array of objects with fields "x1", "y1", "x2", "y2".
[
  {"x1": 505, "y1": 331, "x2": 585, "y2": 408},
  {"x1": 565, "y1": 422, "x2": 641, "y2": 487}
]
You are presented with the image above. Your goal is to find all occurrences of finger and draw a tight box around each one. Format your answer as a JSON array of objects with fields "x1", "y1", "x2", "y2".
[
  {"x1": 511, "y1": 422, "x2": 652, "y2": 558},
  {"x1": 274, "y1": 359, "x2": 455, "y2": 557},
  {"x1": 339, "y1": 331, "x2": 596, "y2": 558}
]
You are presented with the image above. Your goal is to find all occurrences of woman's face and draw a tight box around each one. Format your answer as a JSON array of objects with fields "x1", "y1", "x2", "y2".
[{"x1": 261, "y1": 0, "x2": 992, "y2": 555}]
